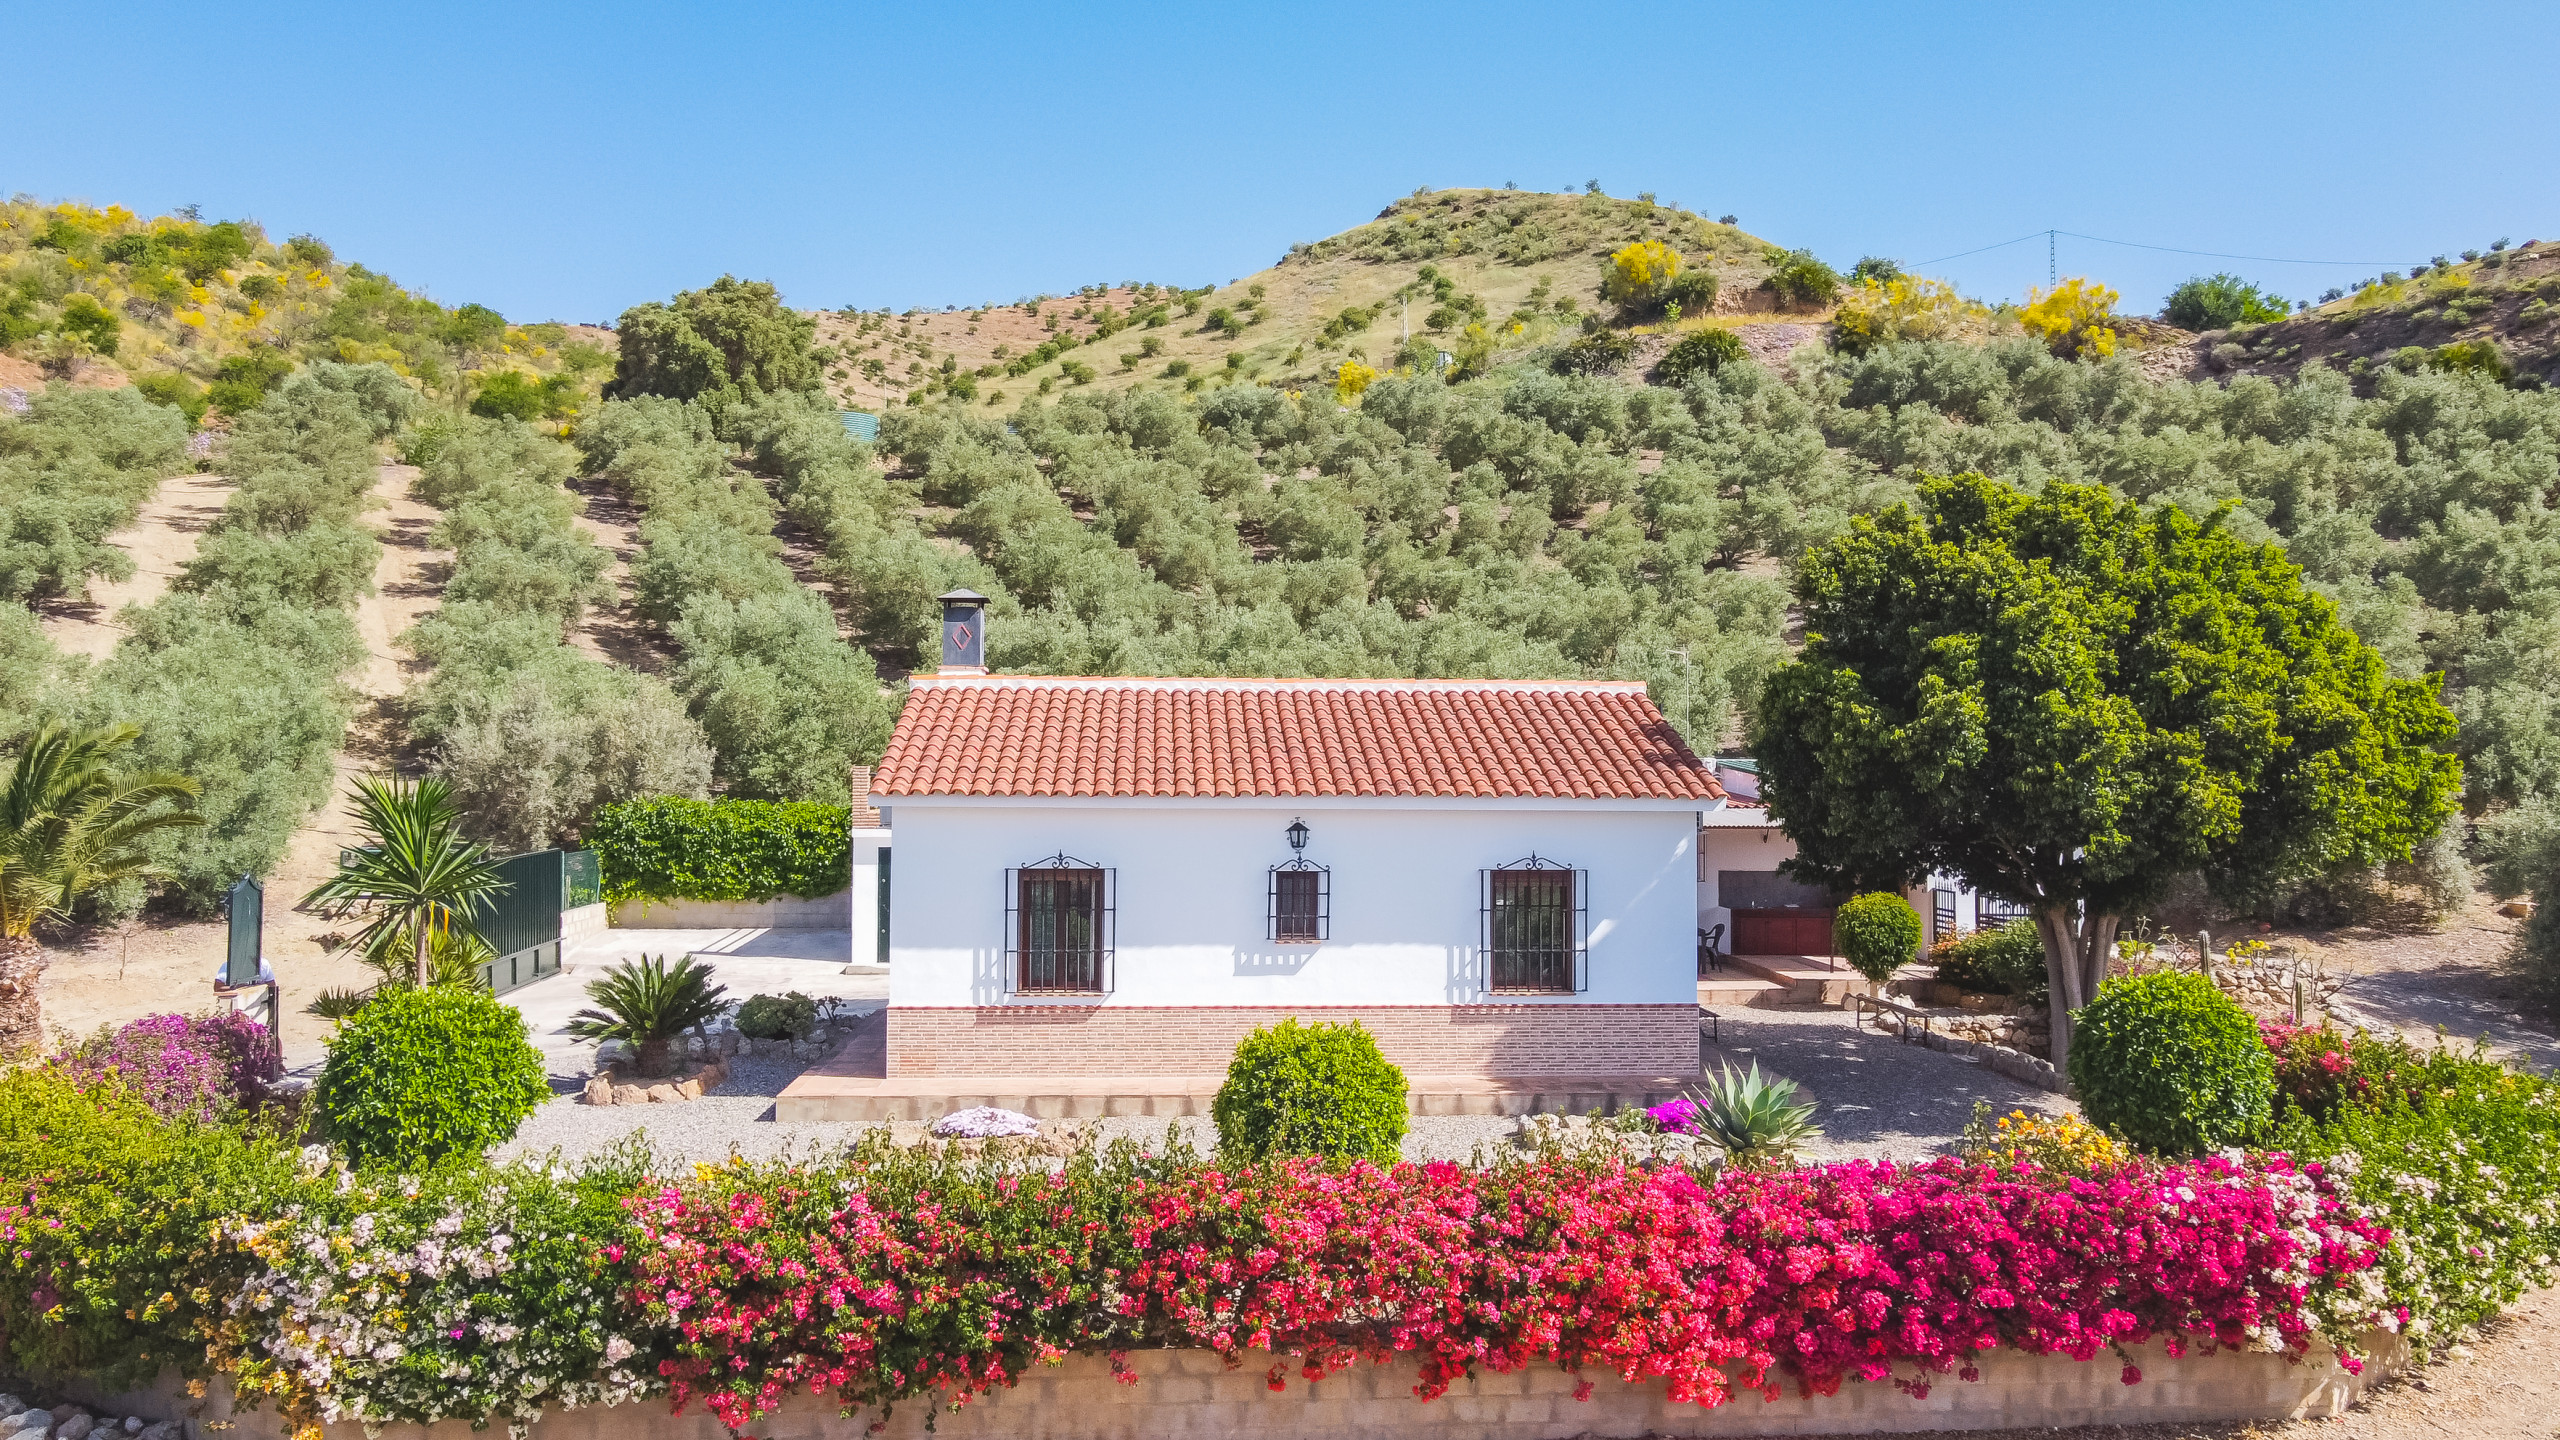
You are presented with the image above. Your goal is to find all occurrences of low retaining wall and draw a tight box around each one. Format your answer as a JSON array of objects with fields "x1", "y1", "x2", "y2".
[
  {"x1": 79, "y1": 1334, "x2": 2405, "y2": 1440},
  {"x1": 607, "y1": 891, "x2": 847, "y2": 931},
  {"x1": 887, "y1": 1004, "x2": 1700, "y2": 1076},
  {"x1": 561, "y1": 902, "x2": 610, "y2": 941}
]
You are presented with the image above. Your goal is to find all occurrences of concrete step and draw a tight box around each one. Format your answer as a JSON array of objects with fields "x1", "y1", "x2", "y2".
[
  {"x1": 1696, "y1": 975, "x2": 1789, "y2": 1007},
  {"x1": 1718, "y1": 953, "x2": 1875, "y2": 1006}
]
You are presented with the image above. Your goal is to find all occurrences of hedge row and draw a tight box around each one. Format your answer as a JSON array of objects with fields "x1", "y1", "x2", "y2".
[
  {"x1": 574, "y1": 396, "x2": 893, "y2": 803},
  {"x1": 399, "y1": 415, "x2": 711, "y2": 851},
  {"x1": 0, "y1": 385, "x2": 190, "y2": 603},
  {"x1": 585, "y1": 795, "x2": 850, "y2": 902},
  {"x1": 9, "y1": 1022, "x2": 2556, "y2": 1436}
]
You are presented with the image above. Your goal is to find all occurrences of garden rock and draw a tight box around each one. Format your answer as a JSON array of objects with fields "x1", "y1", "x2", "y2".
[
  {"x1": 583, "y1": 1059, "x2": 726, "y2": 1105},
  {"x1": 51, "y1": 1417, "x2": 87, "y2": 1440},
  {"x1": 582, "y1": 1077, "x2": 613, "y2": 1105},
  {"x1": 137, "y1": 1424, "x2": 180, "y2": 1440},
  {"x1": 644, "y1": 1084, "x2": 680, "y2": 1104},
  {"x1": 3, "y1": 1415, "x2": 48, "y2": 1439},
  {"x1": 0, "y1": 1398, "x2": 23, "y2": 1421},
  {"x1": 611, "y1": 1084, "x2": 646, "y2": 1105},
  {"x1": 119, "y1": 1422, "x2": 142, "y2": 1435}
]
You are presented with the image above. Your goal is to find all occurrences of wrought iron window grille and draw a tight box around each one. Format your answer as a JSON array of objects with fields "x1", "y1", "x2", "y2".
[
  {"x1": 1004, "y1": 852, "x2": 1115, "y2": 995},
  {"x1": 1268, "y1": 857, "x2": 1329, "y2": 944},
  {"x1": 1479, "y1": 854, "x2": 1588, "y2": 996}
]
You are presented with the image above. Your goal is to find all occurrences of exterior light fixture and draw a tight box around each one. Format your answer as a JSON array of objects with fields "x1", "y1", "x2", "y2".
[{"x1": 1286, "y1": 818, "x2": 1309, "y2": 853}]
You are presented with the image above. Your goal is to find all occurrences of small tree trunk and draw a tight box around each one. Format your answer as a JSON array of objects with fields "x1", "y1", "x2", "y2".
[
  {"x1": 2032, "y1": 905, "x2": 2122, "y2": 1077},
  {"x1": 636, "y1": 1037, "x2": 671, "y2": 1078},
  {"x1": 415, "y1": 910, "x2": 431, "y2": 987},
  {"x1": 0, "y1": 933, "x2": 49, "y2": 1056}
]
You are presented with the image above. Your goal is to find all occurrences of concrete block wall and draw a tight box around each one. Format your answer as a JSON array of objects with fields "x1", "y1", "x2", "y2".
[
  {"x1": 80, "y1": 1332, "x2": 2407, "y2": 1440},
  {"x1": 886, "y1": 1003, "x2": 1702, "y2": 1076},
  {"x1": 608, "y1": 891, "x2": 848, "y2": 931}
]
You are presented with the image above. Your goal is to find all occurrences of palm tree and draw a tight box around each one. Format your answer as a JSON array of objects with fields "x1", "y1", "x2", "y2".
[
  {"x1": 565, "y1": 955, "x2": 729, "y2": 1077},
  {"x1": 0, "y1": 724, "x2": 203, "y2": 1052},
  {"x1": 304, "y1": 776, "x2": 509, "y2": 987}
]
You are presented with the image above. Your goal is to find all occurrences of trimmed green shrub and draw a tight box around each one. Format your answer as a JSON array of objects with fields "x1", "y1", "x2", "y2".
[
  {"x1": 315, "y1": 987, "x2": 549, "y2": 1168},
  {"x1": 1834, "y1": 891, "x2": 1921, "y2": 982},
  {"x1": 736, "y1": 990, "x2": 820, "y2": 1041},
  {"x1": 2067, "y1": 972, "x2": 2274, "y2": 1157},
  {"x1": 1212, "y1": 1017, "x2": 1408, "y2": 1164},
  {"x1": 1657, "y1": 328, "x2": 1746, "y2": 385},
  {"x1": 1929, "y1": 918, "x2": 2047, "y2": 999},
  {"x1": 588, "y1": 796, "x2": 851, "y2": 902}
]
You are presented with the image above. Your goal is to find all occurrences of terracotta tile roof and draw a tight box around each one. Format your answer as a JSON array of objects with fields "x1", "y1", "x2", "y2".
[{"x1": 873, "y1": 676, "x2": 1725, "y2": 802}]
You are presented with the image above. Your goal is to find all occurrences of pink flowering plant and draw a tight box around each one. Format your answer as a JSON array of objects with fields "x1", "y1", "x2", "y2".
[
  {"x1": 51, "y1": 1012, "x2": 278, "y2": 1122},
  {"x1": 615, "y1": 1127, "x2": 2392, "y2": 1429}
]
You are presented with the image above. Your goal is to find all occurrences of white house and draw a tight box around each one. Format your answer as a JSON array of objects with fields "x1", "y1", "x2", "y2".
[{"x1": 868, "y1": 596, "x2": 1725, "y2": 1078}]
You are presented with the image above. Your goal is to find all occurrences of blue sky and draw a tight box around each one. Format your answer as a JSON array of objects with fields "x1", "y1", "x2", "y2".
[{"x1": 12, "y1": 1, "x2": 2554, "y2": 323}]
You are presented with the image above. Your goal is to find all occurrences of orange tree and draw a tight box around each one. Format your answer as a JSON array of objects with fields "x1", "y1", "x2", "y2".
[{"x1": 1754, "y1": 474, "x2": 2461, "y2": 1071}]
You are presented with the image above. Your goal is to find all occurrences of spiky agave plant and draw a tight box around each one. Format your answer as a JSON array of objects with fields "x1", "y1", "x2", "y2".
[
  {"x1": 1680, "y1": 1060, "x2": 1820, "y2": 1168},
  {"x1": 564, "y1": 954, "x2": 730, "y2": 1077}
]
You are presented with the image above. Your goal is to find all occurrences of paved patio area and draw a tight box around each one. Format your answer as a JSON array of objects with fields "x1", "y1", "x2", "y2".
[{"x1": 512, "y1": 927, "x2": 881, "y2": 1081}]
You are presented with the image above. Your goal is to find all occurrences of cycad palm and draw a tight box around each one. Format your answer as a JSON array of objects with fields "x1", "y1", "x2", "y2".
[
  {"x1": 565, "y1": 954, "x2": 729, "y2": 1076},
  {"x1": 304, "y1": 775, "x2": 508, "y2": 987},
  {"x1": 0, "y1": 723, "x2": 203, "y2": 1051}
]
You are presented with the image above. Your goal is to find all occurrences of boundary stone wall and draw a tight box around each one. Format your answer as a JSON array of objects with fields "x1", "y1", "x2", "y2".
[{"x1": 75, "y1": 1334, "x2": 2408, "y2": 1440}]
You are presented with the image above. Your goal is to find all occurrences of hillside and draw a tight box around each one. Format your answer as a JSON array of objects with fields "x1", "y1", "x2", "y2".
[
  {"x1": 812, "y1": 190, "x2": 1836, "y2": 416},
  {"x1": 9, "y1": 185, "x2": 2560, "y2": 975},
  {"x1": 0, "y1": 199, "x2": 611, "y2": 420},
  {"x1": 2155, "y1": 238, "x2": 2560, "y2": 387}
]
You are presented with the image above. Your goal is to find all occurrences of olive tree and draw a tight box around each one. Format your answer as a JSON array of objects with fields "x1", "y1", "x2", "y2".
[
  {"x1": 1756, "y1": 473, "x2": 2461, "y2": 1069},
  {"x1": 611, "y1": 276, "x2": 820, "y2": 404}
]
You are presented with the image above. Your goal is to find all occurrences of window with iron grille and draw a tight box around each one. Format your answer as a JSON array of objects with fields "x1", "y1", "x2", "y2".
[
  {"x1": 1481, "y1": 856, "x2": 1587, "y2": 994},
  {"x1": 1976, "y1": 893, "x2": 2031, "y2": 930},
  {"x1": 1269, "y1": 859, "x2": 1328, "y2": 944},
  {"x1": 1932, "y1": 888, "x2": 1957, "y2": 946},
  {"x1": 1005, "y1": 854, "x2": 1114, "y2": 994}
]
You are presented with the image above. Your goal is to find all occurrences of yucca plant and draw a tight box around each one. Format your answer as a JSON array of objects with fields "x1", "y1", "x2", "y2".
[
  {"x1": 1677, "y1": 1061, "x2": 1821, "y2": 1168},
  {"x1": 564, "y1": 954, "x2": 729, "y2": 1077},
  {"x1": 303, "y1": 776, "x2": 508, "y2": 986}
]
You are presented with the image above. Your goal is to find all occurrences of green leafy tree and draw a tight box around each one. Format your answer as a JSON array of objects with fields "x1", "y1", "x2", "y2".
[
  {"x1": 1755, "y1": 473, "x2": 2461, "y2": 1069},
  {"x1": 2163, "y1": 273, "x2": 2290, "y2": 331},
  {"x1": 611, "y1": 276, "x2": 820, "y2": 404},
  {"x1": 0, "y1": 724, "x2": 202, "y2": 1051},
  {"x1": 468, "y1": 370, "x2": 546, "y2": 421},
  {"x1": 303, "y1": 775, "x2": 510, "y2": 986}
]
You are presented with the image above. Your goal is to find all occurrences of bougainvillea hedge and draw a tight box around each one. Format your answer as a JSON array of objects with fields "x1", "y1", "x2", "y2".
[{"x1": 0, "y1": 1025, "x2": 2550, "y2": 1437}]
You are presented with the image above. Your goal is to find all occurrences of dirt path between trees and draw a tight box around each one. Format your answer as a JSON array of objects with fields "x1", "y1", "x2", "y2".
[
  {"x1": 34, "y1": 472, "x2": 235, "y2": 659},
  {"x1": 43, "y1": 464, "x2": 448, "y2": 1066},
  {"x1": 565, "y1": 474, "x2": 673, "y2": 673}
]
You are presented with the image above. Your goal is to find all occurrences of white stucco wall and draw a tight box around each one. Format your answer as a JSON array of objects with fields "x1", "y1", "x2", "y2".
[
  {"x1": 883, "y1": 798, "x2": 1702, "y2": 1009},
  {"x1": 850, "y1": 828, "x2": 891, "y2": 968}
]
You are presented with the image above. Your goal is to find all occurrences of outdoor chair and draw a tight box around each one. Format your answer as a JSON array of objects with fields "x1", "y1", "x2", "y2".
[{"x1": 1697, "y1": 922, "x2": 1726, "y2": 976}]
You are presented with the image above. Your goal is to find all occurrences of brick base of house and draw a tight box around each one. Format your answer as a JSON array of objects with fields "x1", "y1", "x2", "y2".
[{"x1": 885, "y1": 1004, "x2": 1699, "y2": 1077}]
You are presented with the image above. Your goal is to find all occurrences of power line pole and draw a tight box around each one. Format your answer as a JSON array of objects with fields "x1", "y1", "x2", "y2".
[{"x1": 2048, "y1": 230, "x2": 2056, "y2": 287}]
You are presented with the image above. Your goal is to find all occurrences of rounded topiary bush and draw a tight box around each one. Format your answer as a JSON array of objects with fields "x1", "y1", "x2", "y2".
[
  {"x1": 1834, "y1": 892, "x2": 1922, "y2": 982},
  {"x1": 2067, "y1": 971, "x2": 2274, "y2": 1156},
  {"x1": 1212, "y1": 1017, "x2": 1408, "y2": 1164},
  {"x1": 317, "y1": 987, "x2": 549, "y2": 1168}
]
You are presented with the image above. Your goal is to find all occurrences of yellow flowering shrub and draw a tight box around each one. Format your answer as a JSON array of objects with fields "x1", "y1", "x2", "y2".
[
  {"x1": 1830, "y1": 275, "x2": 1985, "y2": 354},
  {"x1": 1333, "y1": 358, "x2": 1379, "y2": 404},
  {"x1": 1959, "y1": 1101, "x2": 2129, "y2": 1177},
  {"x1": 1603, "y1": 240, "x2": 1682, "y2": 310},
  {"x1": 2020, "y1": 277, "x2": 2120, "y2": 359}
]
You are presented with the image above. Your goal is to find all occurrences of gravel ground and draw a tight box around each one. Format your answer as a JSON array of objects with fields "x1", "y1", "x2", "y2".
[
  {"x1": 1708, "y1": 1002, "x2": 2073, "y2": 1163},
  {"x1": 496, "y1": 1001, "x2": 2050, "y2": 1168}
]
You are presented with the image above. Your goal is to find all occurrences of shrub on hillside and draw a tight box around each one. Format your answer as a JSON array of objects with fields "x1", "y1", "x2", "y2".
[
  {"x1": 1212, "y1": 1017, "x2": 1408, "y2": 1164},
  {"x1": 1928, "y1": 918, "x2": 2046, "y2": 999},
  {"x1": 316, "y1": 987, "x2": 549, "y2": 1168},
  {"x1": 1656, "y1": 328, "x2": 1746, "y2": 384},
  {"x1": 1552, "y1": 329, "x2": 1633, "y2": 376},
  {"x1": 50, "y1": 1012, "x2": 277, "y2": 1121},
  {"x1": 2163, "y1": 273, "x2": 2290, "y2": 331},
  {"x1": 1834, "y1": 892, "x2": 1921, "y2": 982},
  {"x1": 1766, "y1": 249, "x2": 1841, "y2": 307},
  {"x1": 588, "y1": 796, "x2": 851, "y2": 903},
  {"x1": 2067, "y1": 971, "x2": 2274, "y2": 1156},
  {"x1": 1661, "y1": 269, "x2": 1718, "y2": 315},
  {"x1": 1601, "y1": 240, "x2": 1682, "y2": 314}
]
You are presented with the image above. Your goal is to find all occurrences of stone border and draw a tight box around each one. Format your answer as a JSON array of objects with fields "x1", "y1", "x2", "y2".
[
  {"x1": 579, "y1": 1058, "x2": 727, "y2": 1106},
  {"x1": 71, "y1": 1329, "x2": 2408, "y2": 1440}
]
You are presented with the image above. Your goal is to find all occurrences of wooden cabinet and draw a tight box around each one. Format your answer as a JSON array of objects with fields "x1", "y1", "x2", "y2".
[{"x1": 1732, "y1": 908, "x2": 1835, "y2": 957}]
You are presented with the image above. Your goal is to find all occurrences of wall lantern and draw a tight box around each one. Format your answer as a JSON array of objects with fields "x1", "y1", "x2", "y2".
[{"x1": 1286, "y1": 818, "x2": 1310, "y2": 853}]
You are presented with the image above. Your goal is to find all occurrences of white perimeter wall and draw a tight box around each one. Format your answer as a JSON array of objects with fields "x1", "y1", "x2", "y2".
[{"x1": 886, "y1": 800, "x2": 1700, "y2": 1009}]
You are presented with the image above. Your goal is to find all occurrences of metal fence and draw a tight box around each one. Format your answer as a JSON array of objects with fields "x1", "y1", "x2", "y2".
[{"x1": 472, "y1": 849, "x2": 596, "y2": 996}]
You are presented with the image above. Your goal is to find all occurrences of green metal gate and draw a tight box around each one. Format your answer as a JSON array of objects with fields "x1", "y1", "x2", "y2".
[{"x1": 475, "y1": 849, "x2": 595, "y2": 996}]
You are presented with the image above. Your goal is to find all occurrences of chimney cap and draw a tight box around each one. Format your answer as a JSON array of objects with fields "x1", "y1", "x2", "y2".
[{"x1": 938, "y1": 588, "x2": 990, "y2": 605}]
